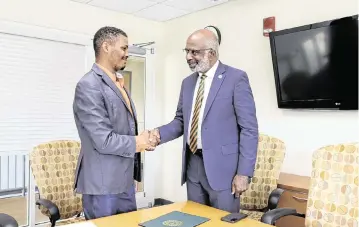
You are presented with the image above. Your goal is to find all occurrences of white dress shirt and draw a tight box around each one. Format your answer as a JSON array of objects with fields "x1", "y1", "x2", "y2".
[{"x1": 187, "y1": 60, "x2": 219, "y2": 149}]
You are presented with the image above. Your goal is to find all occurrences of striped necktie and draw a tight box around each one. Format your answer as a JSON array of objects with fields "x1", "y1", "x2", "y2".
[{"x1": 189, "y1": 74, "x2": 207, "y2": 153}]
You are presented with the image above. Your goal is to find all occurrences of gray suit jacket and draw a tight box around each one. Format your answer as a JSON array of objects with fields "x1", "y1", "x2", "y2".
[{"x1": 73, "y1": 63, "x2": 141, "y2": 195}]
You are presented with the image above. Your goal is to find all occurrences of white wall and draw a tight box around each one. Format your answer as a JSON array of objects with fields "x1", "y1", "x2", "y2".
[
  {"x1": 158, "y1": 0, "x2": 359, "y2": 201},
  {"x1": 0, "y1": 0, "x2": 163, "y2": 44}
]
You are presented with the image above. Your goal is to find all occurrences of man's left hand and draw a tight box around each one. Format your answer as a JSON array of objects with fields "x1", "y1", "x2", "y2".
[{"x1": 232, "y1": 175, "x2": 249, "y2": 198}]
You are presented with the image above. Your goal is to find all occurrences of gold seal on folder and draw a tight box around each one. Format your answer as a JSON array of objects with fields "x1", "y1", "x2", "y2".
[{"x1": 162, "y1": 220, "x2": 183, "y2": 226}]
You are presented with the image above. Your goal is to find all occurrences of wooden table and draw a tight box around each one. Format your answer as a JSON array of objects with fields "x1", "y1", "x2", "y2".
[{"x1": 87, "y1": 201, "x2": 271, "y2": 227}]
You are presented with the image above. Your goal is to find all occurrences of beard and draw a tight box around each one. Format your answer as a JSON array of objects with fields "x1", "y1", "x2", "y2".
[
  {"x1": 114, "y1": 60, "x2": 126, "y2": 71},
  {"x1": 187, "y1": 54, "x2": 211, "y2": 73},
  {"x1": 114, "y1": 65, "x2": 125, "y2": 72},
  {"x1": 111, "y1": 50, "x2": 127, "y2": 71}
]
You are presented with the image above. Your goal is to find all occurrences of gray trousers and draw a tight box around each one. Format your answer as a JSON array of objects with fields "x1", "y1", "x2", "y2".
[
  {"x1": 186, "y1": 153, "x2": 240, "y2": 213},
  {"x1": 82, "y1": 185, "x2": 137, "y2": 220}
]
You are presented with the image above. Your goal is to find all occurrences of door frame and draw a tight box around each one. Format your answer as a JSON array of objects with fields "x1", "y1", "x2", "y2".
[{"x1": 131, "y1": 51, "x2": 157, "y2": 209}]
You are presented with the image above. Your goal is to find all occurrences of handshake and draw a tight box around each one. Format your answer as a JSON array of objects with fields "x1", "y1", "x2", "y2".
[{"x1": 135, "y1": 129, "x2": 161, "y2": 152}]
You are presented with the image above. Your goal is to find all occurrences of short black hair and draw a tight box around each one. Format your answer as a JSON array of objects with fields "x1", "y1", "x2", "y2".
[{"x1": 93, "y1": 26, "x2": 128, "y2": 58}]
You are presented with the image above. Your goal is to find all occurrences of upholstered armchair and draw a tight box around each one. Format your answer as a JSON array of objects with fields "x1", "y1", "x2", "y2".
[
  {"x1": 0, "y1": 213, "x2": 18, "y2": 227},
  {"x1": 29, "y1": 140, "x2": 84, "y2": 226},
  {"x1": 240, "y1": 134, "x2": 286, "y2": 220},
  {"x1": 261, "y1": 142, "x2": 358, "y2": 226}
]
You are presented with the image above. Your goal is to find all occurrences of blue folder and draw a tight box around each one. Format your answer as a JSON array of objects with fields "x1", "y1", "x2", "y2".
[{"x1": 139, "y1": 211, "x2": 210, "y2": 227}]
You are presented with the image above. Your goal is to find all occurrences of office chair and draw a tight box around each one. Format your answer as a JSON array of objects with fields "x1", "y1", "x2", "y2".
[
  {"x1": 240, "y1": 134, "x2": 286, "y2": 220},
  {"x1": 261, "y1": 142, "x2": 358, "y2": 226},
  {"x1": 0, "y1": 213, "x2": 18, "y2": 227},
  {"x1": 29, "y1": 140, "x2": 85, "y2": 226}
]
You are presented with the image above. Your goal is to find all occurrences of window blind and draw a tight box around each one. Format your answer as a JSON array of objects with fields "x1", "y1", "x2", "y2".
[{"x1": 0, "y1": 32, "x2": 87, "y2": 154}]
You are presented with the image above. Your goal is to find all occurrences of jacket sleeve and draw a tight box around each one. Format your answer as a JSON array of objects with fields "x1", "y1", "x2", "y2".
[
  {"x1": 233, "y1": 71, "x2": 259, "y2": 177},
  {"x1": 73, "y1": 80, "x2": 136, "y2": 158}
]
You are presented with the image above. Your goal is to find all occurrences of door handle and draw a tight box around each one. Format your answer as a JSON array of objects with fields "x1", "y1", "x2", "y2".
[{"x1": 292, "y1": 195, "x2": 308, "y2": 202}]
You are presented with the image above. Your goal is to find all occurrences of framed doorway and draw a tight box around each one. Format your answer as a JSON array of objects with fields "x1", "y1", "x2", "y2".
[{"x1": 121, "y1": 52, "x2": 156, "y2": 209}]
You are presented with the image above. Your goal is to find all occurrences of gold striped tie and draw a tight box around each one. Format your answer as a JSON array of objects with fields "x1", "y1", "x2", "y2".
[{"x1": 189, "y1": 74, "x2": 207, "y2": 153}]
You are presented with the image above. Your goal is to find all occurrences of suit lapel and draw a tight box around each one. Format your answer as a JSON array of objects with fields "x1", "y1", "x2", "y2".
[
  {"x1": 92, "y1": 64, "x2": 133, "y2": 116},
  {"x1": 202, "y1": 62, "x2": 226, "y2": 121}
]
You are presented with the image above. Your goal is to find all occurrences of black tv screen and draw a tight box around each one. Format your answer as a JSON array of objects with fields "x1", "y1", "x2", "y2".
[{"x1": 269, "y1": 15, "x2": 358, "y2": 110}]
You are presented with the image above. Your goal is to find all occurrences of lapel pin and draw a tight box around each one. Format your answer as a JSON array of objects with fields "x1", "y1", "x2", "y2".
[{"x1": 218, "y1": 75, "x2": 222, "y2": 79}]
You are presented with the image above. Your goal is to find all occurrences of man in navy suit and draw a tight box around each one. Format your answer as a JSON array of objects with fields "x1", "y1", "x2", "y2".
[{"x1": 150, "y1": 28, "x2": 259, "y2": 212}]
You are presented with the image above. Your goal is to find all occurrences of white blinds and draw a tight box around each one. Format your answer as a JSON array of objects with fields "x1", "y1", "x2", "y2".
[{"x1": 0, "y1": 32, "x2": 87, "y2": 154}]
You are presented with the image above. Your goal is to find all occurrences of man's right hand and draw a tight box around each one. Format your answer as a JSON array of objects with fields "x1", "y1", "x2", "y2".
[
  {"x1": 149, "y1": 128, "x2": 161, "y2": 147},
  {"x1": 135, "y1": 130, "x2": 155, "y2": 152}
]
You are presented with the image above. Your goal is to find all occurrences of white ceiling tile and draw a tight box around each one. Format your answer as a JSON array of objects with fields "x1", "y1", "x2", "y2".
[
  {"x1": 163, "y1": 0, "x2": 229, "y2": 12},
  {"x1": 88, "y1": 0, "x2": 157, "y2": 14},
  {"x1": 148, "y1": 0, "x2": 167, "y2": 2},
  {"x1": 70, "y1": 0, "x2": 92, "y2": 3},
  {"x1": 134, "y1": 3, "x2": 189, "y2": 21}
]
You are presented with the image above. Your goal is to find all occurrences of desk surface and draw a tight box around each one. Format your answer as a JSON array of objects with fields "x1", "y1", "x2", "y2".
[{"x1": 89, "y1": 201, "x2": 271, "y2": 227}]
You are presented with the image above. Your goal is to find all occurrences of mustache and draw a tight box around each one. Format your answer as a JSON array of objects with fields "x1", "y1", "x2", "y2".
[{"x1": 187, "y1": 60, "x2": 197, "y2": 64}]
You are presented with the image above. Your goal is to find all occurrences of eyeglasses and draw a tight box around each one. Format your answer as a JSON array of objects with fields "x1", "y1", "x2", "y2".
[{"x1": 183, "y1": 48, "x2": 212, "y2": 56}]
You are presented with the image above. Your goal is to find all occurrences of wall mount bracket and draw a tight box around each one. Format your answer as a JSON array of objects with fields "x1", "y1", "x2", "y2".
[{"x1": 132, "y1": 41, "x2": 155, "y2": 54}]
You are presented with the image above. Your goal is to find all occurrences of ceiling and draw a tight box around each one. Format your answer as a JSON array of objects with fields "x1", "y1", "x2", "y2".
[{"x1": 70, "y1": 0, "x2": 230, "y2": 22}]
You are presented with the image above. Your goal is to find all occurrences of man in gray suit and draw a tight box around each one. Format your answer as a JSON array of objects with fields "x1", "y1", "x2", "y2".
[
  {"x1": 151, "y1": 28, "x2": 259, "y2": 213},
  {"x1": 73, "y1": 26, "x2": 154, "y2": 220}
]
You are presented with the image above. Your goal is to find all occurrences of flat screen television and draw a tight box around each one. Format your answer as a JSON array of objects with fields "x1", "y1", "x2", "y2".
[{"x1": 269, "y1": 15, "x2": 358, "y2": 110}]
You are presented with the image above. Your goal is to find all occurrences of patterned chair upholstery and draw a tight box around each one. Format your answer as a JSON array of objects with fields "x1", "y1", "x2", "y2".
[
  {"x1": 262, "y1": 142, "x2": 359, "y2": 227},
  {"x1": 240, "y1": 134, "x2": 286, "y2": 220},
  {"x1": 29, "y1": 140, "x2": 84, "y2": 227}
]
